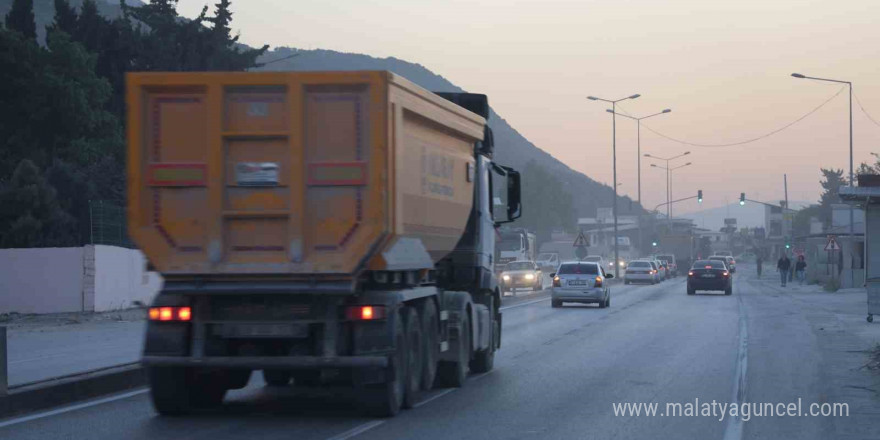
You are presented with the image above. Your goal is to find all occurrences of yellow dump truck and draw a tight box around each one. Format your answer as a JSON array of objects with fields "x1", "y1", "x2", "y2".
[{"x1": 128, "y1": 71, "x2": 522, "y2": 416}]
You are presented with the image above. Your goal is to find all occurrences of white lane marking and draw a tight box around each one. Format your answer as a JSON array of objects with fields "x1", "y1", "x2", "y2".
[
  {"x1": 0, "y1": 388, "x2": 148, "y2": 429},
  {"x1": 723, "y1": 289, "x2": 749, "y2": 440},
  {"x1": 325, "y1": 420, "x2": 386, "y2": 440},
  {"x1": 411, "y1": 388, "x2": 456, "y2": 409},
  {"x1": 499, "y1": 297, "x2": 550, "y2": 311}
]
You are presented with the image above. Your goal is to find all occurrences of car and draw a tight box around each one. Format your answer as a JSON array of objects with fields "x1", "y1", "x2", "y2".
[
  {"x1": 581, "y1": 255, "x2": 607, "y2": 268},
  {"x1": 652, "y1": 259, "x2": 667, "y2": 280},
  {"x1": 714, "y1": 250, "x2": 733, "y2": 257},
  {"x1": 710, "y1": 255, "x2": 736, "y2": 273},
  {"x1": 624, "y1": 260, "x2": 659, "y2": 284},
  {"x1": 536, "y1": 252, "x2": 560, "y2": 272},
  {"x1": 687, "y1": 259, "x2": 732, "y2": 295},
  {"x1": 656, "y1": 260, "x2": 672, "y2": 279},
  {"x1": 550, "y1": 261, "x2": 612, "y2": 308},
  {"x1": 500, "y1": 260, "x2": 543, "y2": 294},
  {"x1": 655, "y1": 254, "x2": 678, "y2": 277}
]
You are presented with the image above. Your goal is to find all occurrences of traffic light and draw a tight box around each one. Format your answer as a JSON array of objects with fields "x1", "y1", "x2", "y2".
[
  {"x1": 739, "y1": 193, "x2": 745, "y2": 206},
  {"x1": 785, "y1": 243, "x2": 791, "y2": 249},
  {"x1": 697, "y1": 190, "x2": 703, "y2": 203},
  {"x1": 652, "y1": 241, "x2": 658, "y2": 247}
]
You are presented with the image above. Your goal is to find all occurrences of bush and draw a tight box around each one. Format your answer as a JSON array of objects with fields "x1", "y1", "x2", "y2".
[{"x1": 823, "y1": 278, "x2": 841, "y2": 292}]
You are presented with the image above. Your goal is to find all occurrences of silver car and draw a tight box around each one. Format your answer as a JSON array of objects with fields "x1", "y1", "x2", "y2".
[
  {"x1": 550, "y1": 261, "x2": 612, "y2": 308},
  {"x1": 624, "y1": 260, "x2": 659, "y2": 284}
]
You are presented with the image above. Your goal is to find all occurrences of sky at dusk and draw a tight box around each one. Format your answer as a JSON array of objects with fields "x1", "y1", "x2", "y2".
[{"x1": 178, "y1": 0, "x2": 880, "y2": 214}]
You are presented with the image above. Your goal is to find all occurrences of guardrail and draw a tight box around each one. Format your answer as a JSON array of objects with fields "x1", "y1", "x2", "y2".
[
  {"x1": 0, "y1": 326, "x2": 146, "y2": 418},
  {"x1": 1, "y1": 326, "x2": 6, "y2": 396}
]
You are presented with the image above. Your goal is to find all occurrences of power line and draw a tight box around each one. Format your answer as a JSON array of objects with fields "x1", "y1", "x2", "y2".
[
  {"x1": 618, "y1": 86, "x2": 846, "y2": 148},
  {"x1": 853, "y1": 91, "x2": 880, "y2": 128}
]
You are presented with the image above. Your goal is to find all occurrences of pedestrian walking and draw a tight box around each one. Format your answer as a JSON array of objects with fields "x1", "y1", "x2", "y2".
[
  {"x1": 777, "y1": 254, "x2": 791, "y2": 287},
  {"x1": 795, "y1": 255, "x2": 807, "y2": 285},
  {"x1": 756, "y1": 255, "x2": 763, "y2": 278}
]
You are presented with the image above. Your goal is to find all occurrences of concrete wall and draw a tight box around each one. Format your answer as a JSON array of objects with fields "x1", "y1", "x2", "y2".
[
  {"x1": 0, "y1": 248, "x2": 85, "y2": 314},
  {"x1": 93, "y1": 245, "x2": 163, "y2": 312},
  {"x1": 0, "y1": 246, "x2": 163, "y2": 314}
]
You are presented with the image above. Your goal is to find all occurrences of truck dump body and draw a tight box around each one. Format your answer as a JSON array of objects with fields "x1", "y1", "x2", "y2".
[{"x1": 127, "y1": 71, "x2": 485, "y2": 277}]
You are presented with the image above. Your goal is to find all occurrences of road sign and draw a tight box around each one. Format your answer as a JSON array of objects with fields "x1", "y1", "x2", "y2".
[
  {"x1": 824, "y1": 236, "x2": 841, "y2": 252},
  {"x1": 573, "y1": 232, "x2": 588, "y2": 247},
  {"x1": 575, "y1": 246, "x2": 588, "y2": 259}
]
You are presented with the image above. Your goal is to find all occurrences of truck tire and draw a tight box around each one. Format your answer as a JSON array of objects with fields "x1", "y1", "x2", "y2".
[
  {"x1": 149, "y1": 367, "x2": 227, "y2": 415},
  {"x1": 263, "y1": 370, "x2": 291, "y2": 386},
  {"x1": 471, "y1": 300, "x2": 496, "y2": 374},
  {"x1": 357, "y1": 308, "x2": 406, "y2": 417},
  {"x1": 402, "y1": 306, "x2": 423, "y2": 409},
  {"x1": 435, "y1": 311, "x2": 470, "y2": 388},
  {"x1": 418, "y1": 299, "x2": 439, "y2": 391}
]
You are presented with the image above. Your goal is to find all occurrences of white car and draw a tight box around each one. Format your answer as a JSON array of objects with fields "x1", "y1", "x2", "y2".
[
  {"x1": 551, "y1": 261, "x2": 612, "y2": 308},
  {"x1": 625, "y1": 260, "x2": 659, "y2": 284},
  {"x1": 536, "y1": 252, "x2": 560, "y2": 272}
]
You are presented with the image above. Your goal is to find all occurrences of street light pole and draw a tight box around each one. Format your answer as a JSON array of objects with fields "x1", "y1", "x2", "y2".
[
  {"x1": 792, "y1": 73, "x2": 854, "y2": 286},
  {"x1": 589, "y1": 93, "x2": 640, "y2": 278},
  {"x1": 645, "y1": 151, "x2": 691, "y2": 230},
  {"x1": 650, "y1": 161, "x2": 692, "y2": 230},
  {"x1": 607, "y1": 108, "x2": 671, "y2": 255}
]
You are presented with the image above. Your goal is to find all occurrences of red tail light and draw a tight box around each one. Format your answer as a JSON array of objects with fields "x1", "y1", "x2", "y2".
[
  {"x1": 652, "y1": 269, "x2": 657, "y2": 274},
  {"x1": 149, "y1": 306, "x2": 191, "y2": 322},
  {"x1": 552, "y1": 276, "x2": 561, "y2": 287},
  {"x1": 594, "y1": 276, "x2": 603, "y2": 288},
  {"x1": 722, "y1": 271, "x2": 730, "y2": 277},
  {"x1": 345, "y1": 305, "x2": 387, "y2": 320},
  {"x1": 688, "y1": 271, "x2": 694, "y2": 277}
]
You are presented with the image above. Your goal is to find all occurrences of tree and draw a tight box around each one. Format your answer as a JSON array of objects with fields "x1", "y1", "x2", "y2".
[
  {"x1": 47, "y1": 0, "x2": 78, "y2": 36},
  {"x1": 818, "y1": 168, "x2": 846, "y2": 227},
  {"x1": 0, "y1": 28, "x2": 121, "y2": 180},
  {"x1": 0, "y1": 160, "x2": 76, "y2": 248},
  {"x1": 5, "y1": 0, "x2": 36, "y2": 40}
]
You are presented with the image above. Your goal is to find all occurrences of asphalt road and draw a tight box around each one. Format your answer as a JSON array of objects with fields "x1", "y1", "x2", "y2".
[{"x1": 3, "y1": 266, "x2": 879, "y2": 439}]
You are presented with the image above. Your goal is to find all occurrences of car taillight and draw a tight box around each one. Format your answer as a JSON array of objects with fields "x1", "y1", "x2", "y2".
[
  {"x1": 148, "y1": 306, "x2": 191, "y2": 322},
  {"x1": 594, "y1": 276, "x2": 603, "y2": 288},
  {"x1": 345, "y1": 305, "x2": 388, "y2": 321},
  {"x1": 722, "y1": 271, "x2": 730, "y2": 277},
  {"x1": 688, "y1": 271, "x2": 694, "y2": 277},
  {"x1": 552, "y1": 276, "x2": 561, "y2": 287},
  {"x1": 652, "y1": 269, "x2": 657, "y2": 274}
]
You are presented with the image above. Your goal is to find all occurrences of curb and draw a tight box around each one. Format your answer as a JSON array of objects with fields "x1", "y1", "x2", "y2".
[{"x1": 0, "y1": 363, "x2": 145, "y2": 419}]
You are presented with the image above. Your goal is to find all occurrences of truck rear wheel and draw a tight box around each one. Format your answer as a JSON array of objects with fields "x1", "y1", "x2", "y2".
[
  {"x1": 149, "y1": 367, "x2": 227, "y2": 415},
  {"x1": 357, "y1": 308, "x2": 406, "y2": 417},
  {"x1": 418, "y1": 299, "x2": 439, "y2": 391},
  {"x1": 436, "y1": 311, "x2": 470, "y2": 388},
  {"x1": 402, "y1": 306, "x2": 423, "y2": 409}
]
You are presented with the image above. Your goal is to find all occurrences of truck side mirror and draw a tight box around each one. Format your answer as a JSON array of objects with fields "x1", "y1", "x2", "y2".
[
  {"x1": 505, "y1": 167, "x2": 522, "y2": 221},
  {"x1": 492, "y1": 164, "x2": 521, "y2": 226}
]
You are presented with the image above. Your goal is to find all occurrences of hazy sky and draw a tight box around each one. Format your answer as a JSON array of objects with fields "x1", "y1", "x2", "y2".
[{"x1": 179, "y1": 0, "x2": 880, "y2": 214}]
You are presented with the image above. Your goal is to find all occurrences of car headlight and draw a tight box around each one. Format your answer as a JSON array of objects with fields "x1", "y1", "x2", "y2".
[
  {"x1": 502, "y1": 275, "x2": 510, "y2": 281},
  {"x1": 525, "y1": 273, "x2": 535, "y2": 280},
  {"x1": 619, "y1": 261, "x2": 625, "y2": 267}
]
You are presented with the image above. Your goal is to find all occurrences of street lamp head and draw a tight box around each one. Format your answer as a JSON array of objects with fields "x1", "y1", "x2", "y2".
[
  {"x1": 606, "y1": 109, "x2": 614, "y2": 114},
  {"x1": 684, "y1": 162, "x2": 692, "y2": 166},
  {"x1": 643, "y1": 153, "x2": 652, "y2": 158},
  {"x1": 683, "y1": 151, "x2": 691, "y2": 155},
  {"x1": 662, "y1": 109, "x2": 672, "y2": 113},
  {"x1": 650, "y1": 164, "x2": 658, "y2": 168},
  {"x1": 791, "y1": 73, "x2": 806, "y2": 79},
  {"x1": 628, "y1": 94, "x2": 641, "y2": 100},
  {"x1": 587, "y1": 96, "x2": 599, "y2": 100}
]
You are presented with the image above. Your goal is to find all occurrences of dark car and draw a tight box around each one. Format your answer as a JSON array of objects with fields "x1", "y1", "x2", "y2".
[{"x1": 687, "y1": 259, "x2": 732, "y2": 295}]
